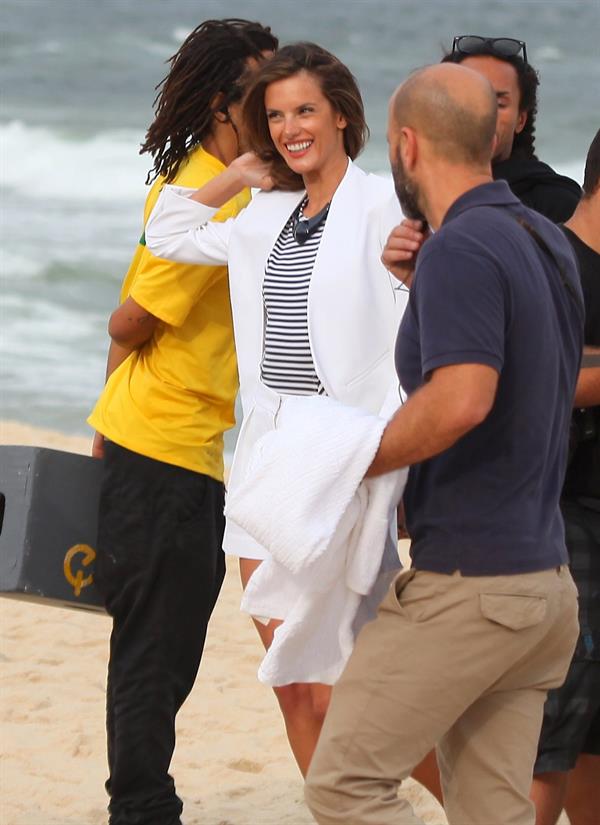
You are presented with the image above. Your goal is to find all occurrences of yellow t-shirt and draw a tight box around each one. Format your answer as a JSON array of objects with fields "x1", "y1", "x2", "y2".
[{"x1": 88, "y1": 146, "x2": 249, "y2": 481}]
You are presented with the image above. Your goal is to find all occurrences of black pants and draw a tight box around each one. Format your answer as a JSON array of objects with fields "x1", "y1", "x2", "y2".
[{"x1": 95, "y1": 443, "x2": 226, "y2": 825}]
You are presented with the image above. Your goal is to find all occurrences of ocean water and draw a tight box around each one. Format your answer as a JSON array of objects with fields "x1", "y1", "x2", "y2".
[{"x1": 1, "y1": 0, "x2": 599, "y2": 446}]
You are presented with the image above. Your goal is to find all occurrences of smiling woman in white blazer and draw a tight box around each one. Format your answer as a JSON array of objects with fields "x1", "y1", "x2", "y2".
[
  {"x1": 148, "y1": 158, "x2": 405, "y2": 414},
  {"x1": 145, "y1": 43, "x2": 410, "y2": 777}
]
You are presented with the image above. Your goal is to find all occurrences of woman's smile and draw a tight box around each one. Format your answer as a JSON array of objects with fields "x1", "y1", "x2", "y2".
[{"x1": 285, "y1": 139, "x2": 314, "y2": 157}]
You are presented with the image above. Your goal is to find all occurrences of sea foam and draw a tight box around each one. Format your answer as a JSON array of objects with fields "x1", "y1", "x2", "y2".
[{"x1": 0, "y1": 121, "x2": 149, "y2": 203}]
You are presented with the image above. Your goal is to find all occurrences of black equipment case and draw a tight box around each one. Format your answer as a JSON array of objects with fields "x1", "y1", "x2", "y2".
[{"x1": 0, "y1": 445, "x2": 105, "y2": 612}]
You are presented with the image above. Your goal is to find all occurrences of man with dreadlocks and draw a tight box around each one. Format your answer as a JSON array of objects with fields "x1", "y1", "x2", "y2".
[
  {"x1": 88, "y1": 19, "x2": 277, "y2": 825},
  {"x1": 442, "y1": 35, "x2": 581, "y2": 222}
]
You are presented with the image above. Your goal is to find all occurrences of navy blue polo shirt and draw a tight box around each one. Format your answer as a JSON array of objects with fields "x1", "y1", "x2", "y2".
[{"x1": 396, "y1": 181, "x2": 583, "y2": 575}]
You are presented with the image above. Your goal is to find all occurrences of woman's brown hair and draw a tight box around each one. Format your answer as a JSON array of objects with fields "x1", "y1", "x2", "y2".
[{"x1": 242, "y1": 42, "x2": 369, "y2": 190}]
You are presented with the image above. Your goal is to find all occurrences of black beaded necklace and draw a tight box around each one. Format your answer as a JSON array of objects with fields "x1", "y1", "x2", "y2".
[{"x1": 292, "y1": 199, "x2": 331, "y2": 245}]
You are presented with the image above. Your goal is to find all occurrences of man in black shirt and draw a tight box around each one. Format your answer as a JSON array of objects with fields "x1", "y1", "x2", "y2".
[
  {"x1": 443, "y1": 35, "x2": 581, "y2": 222},
  {"x1": 531, "y1": 129, "x2": 600, "y2": 825}
]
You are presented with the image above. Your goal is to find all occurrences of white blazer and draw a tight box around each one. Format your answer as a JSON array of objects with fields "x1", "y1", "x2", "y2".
[{"x1": 145, "y1": 159, "x2": 407, "y2": 416}]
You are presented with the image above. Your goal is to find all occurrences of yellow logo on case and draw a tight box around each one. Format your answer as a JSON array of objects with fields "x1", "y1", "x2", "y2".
[{"x1": 63, "y1": 544, "x2": 96, "y2": 597}]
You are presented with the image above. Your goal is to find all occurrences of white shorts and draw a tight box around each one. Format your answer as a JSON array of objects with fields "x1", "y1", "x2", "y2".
[{"x1": 223, "y1": 383, "x2": 287, "y2": 561}]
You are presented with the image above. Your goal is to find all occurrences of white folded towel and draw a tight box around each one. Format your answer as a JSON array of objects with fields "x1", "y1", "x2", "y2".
[{"x1": 225, "y1": 394, "x2": 406, "y2": 686}]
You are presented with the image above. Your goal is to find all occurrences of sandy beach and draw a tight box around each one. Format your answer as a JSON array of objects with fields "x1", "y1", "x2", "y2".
[{"x1": 0, "y1": 421, "x2": 449, "y2": 825}]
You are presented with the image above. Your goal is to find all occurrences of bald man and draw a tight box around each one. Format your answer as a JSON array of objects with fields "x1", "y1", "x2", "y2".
[{"x1": 305, "y1": 63, "x2": 583, "y2": 825}]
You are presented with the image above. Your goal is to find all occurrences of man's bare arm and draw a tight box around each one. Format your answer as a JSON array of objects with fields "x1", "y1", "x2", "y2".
[
  {"x1": 92, "y1": 299, "x2": 158, "y2": 458},
  {"x1": 92, "y1": 339, "x2": 135, "y2": 458},
  {"x1": 366, "y1": 363, "x2": 499, "y2": 478},
  {"x1": 108, "y1": 296, "x2": 159, "y2": 349}
]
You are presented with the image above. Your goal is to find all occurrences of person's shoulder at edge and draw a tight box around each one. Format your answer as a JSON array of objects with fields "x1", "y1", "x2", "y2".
[
  {"x1": 494, "y1": 156, "x2": 581, "y2": 193},
  {"x1": 493, "y1": 156, "x2": 581, "y2": 222}
]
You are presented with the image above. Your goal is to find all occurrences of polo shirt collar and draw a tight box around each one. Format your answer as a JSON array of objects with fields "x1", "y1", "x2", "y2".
[{"x1": 442, "y1": 180, "x2": 521, "y2": 226}]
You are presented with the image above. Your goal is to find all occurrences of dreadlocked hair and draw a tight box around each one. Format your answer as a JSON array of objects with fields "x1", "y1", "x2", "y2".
[
  {"x1": 442, "y1": 46, "x2": 540, "y2": 160},
  {"x1": 141, "y1": 19, "x2": 278, "y2": 183}
]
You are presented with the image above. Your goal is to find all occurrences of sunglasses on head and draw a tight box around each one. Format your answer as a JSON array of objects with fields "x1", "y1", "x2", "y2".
[{"x1": 452, "y1": 35, "x2": 528, "y2": 65}]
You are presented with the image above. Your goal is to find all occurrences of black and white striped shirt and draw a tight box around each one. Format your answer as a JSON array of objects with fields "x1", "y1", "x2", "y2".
[{"x1": 260, "y1": 205, "x2": 327, "y2": 395}]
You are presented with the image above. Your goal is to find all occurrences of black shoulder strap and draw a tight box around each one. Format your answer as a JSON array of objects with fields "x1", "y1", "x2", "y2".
[{"x1": 513, "y1": 215, "x2": 585, "y2": 317}]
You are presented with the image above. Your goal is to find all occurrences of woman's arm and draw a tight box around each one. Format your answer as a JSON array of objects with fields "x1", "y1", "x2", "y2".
[
  {"x1": 189, "y1": 152, "x2": 274, "y2": 207},
  {"x1": 145, "y1": 153, "x2": 273, "y2": 265}
]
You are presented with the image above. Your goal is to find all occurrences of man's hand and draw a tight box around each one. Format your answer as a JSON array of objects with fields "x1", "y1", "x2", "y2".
[
  {"x1": 92, "y1": 431, "x2": 105, "y2": 459},
  {"x1": 382, "y1": 219, "x2": 429, "y2": 289}
]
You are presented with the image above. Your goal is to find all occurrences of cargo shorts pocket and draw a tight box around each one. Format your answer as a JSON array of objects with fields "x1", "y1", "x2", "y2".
[
  {"x1": 480, "y1": 593, "x2": 547, "y2": 631},
  {"x1": 378, "y1": 568, "x2": 416, "y2": 615}
]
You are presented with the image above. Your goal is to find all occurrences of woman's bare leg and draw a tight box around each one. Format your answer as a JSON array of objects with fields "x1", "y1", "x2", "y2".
[
  {"x1": 240, "y1": 557, "x2": 330, "y2": 775},
  {"x1": 239, "y1": 556, "x2": 444, "y2": 800}
]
